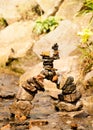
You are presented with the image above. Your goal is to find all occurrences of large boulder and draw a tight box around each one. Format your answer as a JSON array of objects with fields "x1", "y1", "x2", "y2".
[
  {"x1": 33, "y1": 20, "x2": 80, "y2": 58},
  {"x1": 0, "y1": 21, "x2": 34, "y2": 66},
  {"x1": 0, "y1": 0, "x2": 37, "y2": 23}
]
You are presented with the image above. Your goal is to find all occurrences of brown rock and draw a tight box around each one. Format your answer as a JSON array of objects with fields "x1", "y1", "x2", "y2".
[
  {"x1": 63, "y1": 90, "x2": 81, "y2": 103},
  {"x1": 16, "y1": 86, "x2": 35, "y2": 101},
  {"x1": 55, "y1": 101, "x2": 83, "y2": 112},
  {"x1": 9, "y1": 100, "x2": 33, "y2": 118},
  {"x1": 1, "y1": 124, "x2": 11, "y2": 130},
  {"x1": 30, "y1": 119, "x2": 48, "y2": 126},
  {"x1": 71, "y1": 122, "x2": 78, "y2": 130}
]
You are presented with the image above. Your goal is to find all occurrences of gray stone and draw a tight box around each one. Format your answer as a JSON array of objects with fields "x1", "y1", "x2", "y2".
[
  {"x1": 63, "y1": 90, "x2": 81, "y2": 103},
  {"x1": 62, "y1": 76, "x2": 76, "y2": 95},
  {"x1": 73, "y1": 110, "x2": 89, "y2": 118},
  {"x1": 55, "y1": 101, "x2": 83, "y2": 112}
]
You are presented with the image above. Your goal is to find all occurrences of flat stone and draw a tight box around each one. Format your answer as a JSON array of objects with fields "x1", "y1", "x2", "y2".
[
  {"x1": 55, "y1": 101, "x2": 83, "y2": 112},
  {"x1": 73, "y1": 110, "x2": 89, "y2": 118},
  {"x1": 0, "y1": 85, "x2": 15, "y2": 99},
  {"x1": 30, "y1": 119, "x2": 48, "y2": 126},
  {"x1": 63, "y1": 90, "x2": 82, "y2": 103},
  {"x1": 16, "y1": 86, "x2": 35, "y2": 101}
]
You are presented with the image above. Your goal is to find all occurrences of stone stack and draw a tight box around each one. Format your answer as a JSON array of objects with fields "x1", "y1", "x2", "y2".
[
  {"x1": 55, "y1": 76, "x2": 83, "y2": 112},
  {"x1": 40, "y1": 51, "x2": 58, "y2": 85},
  {"x1": 52, "y1": 43, "x2": 60, "y2": 60},
  {"x1": 9, "y1": 74, "x2": 45, "y2": 119},
  {"x1": 9, "y1": 43, "x2": 60, "y2": 119}
]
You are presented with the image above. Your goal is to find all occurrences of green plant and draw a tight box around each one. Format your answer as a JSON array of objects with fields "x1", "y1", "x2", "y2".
[
  {"x1": 78, "y1": 28, "x2": 93, "y2": 75},
  {"x1": 0, "y1": 17, "x2": 8, "y2": 30},
  {"x1": 77, "y1": 0, "x2": 93, "y2": 22},
  {"x1": 78, "y1": 0, "x2": 93, "y2": 15},
  {"x1": 33, "y1": 16, "x2": 61, "y2": 35}
]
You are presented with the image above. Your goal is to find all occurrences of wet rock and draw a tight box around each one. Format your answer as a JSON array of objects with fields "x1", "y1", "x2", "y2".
[{"x1": 55, "y1": 101, "x2": 83, "y2": 112}]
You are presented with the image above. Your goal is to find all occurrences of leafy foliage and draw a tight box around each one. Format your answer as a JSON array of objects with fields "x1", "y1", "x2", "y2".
[
  {"x1": 78, "y1": 28, "x2": 93, "y2": 75},
  {"x1": 78, "y1": 0, "x2": 93, "y2": 15},
  {"x1": 33, "y1": 16, "x2": 61, "y2": 35}
]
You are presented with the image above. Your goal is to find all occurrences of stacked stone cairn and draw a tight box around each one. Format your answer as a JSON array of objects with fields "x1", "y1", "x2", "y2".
[
  {"x1": 9, "y1": 74, "x2": 45, "y2": 119},
  {"x1": 9, "y1": 43, "x2": 60, "y2": 120},
  {"x1": 55, "y1": 76, "x2": 83, "y2": 112},
  {"x1": 40, "y1": 43, "x2": 60, "y2": 86},
  {"x1": 52, "y1": 43, "x2": 60, "y2": 60}
]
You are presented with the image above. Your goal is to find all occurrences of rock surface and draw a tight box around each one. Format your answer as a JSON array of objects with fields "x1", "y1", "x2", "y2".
[
  {"x1": 55, "y1": 101, "x2": 83, "y2": 112},
  {"x1": 33, "y1": 20, "x2": 80, "y2": 58},
  {"x1": 0, "y1": 21, "x2": 34, "y2": 65}
]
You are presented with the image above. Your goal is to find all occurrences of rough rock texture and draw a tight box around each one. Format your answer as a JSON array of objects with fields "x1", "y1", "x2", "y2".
[
  {"x1": 16, "y1": 86, "x2": 35, "y2": 101},
  {"x1": 63, "y1": 90, "x2": 81, "y2": 103},
  {"x1": 9, "y1": 100, "x2": 33, "y2": 118},
  {"x1": 55, "y1": 101, "x2": 83, "y2": 112},
  {"x1": 56, "y1": 0, "x2": 93, "y2": 27}
]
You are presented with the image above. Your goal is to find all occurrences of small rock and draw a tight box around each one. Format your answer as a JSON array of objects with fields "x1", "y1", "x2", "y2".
[
  {"x1": 55, "y1": 101, "x2": 82, "y2": 112},
  {"x1": 63, "y1": 90, "x2": 81, "y2": 103},
  {"x1": 1, "y1": 124, "x2": 11, "y2": 130},
  {"x1": 78, "y1": 125, "x2": 85, "y2": 130},
  {"x1": 73, "y1": 111, "x2": 89, "y2": 118},
  {"x1": 70, "y1": 122, "x2": 78, "y2": 130},
  {"x1": 29, "y1": 126, "x2": 41, "y2": 130},
  {"x1": 9, "y1": 100, "x2": 33, "y2": 118},
  {"x1": 30, "y1": 119, "x2": 48, "y2": 126}
]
